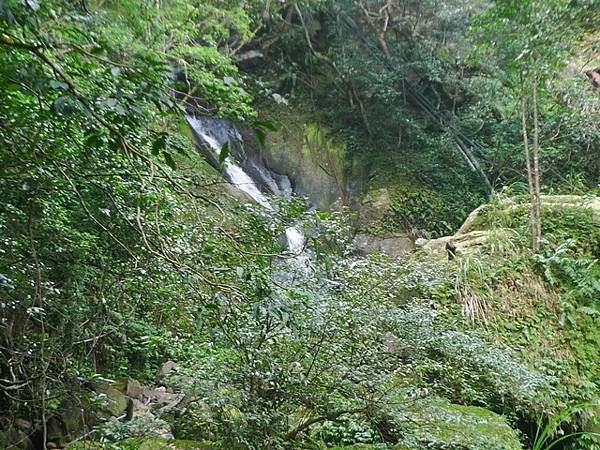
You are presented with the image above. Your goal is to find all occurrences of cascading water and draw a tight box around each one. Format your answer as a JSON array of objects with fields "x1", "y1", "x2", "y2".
[
  {"x1": 186, "y1": 115, "x2": 310, "y2": 270},
  {"x1": 186, "y1": 116, "x2": 272, "y2": 210}
]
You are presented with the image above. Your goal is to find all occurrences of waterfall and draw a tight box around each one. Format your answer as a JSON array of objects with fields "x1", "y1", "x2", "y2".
[
  {"x1": 186, "y1": 116, "x2": 272, "y2": 210},
  {"x1": 187, "y1": 115, "x2": 309, "y2": 268}
]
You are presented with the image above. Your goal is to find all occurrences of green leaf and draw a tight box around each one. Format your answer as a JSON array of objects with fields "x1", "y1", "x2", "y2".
[
  {"x1": 219, "y1": 141, "x2": 229, "y2": 165},
  {"x1": 577, "y1": 306, "x2": 599, "y2": 316},
  {"x1": 254, "y1": 119, "x2": 278, "y2": 132},
  {"x1": 85, "y1": 132, "x2": 105, "y2": 148},
  {"x1": 255, "y1": 128, "x2": 266, "y2": 146}
]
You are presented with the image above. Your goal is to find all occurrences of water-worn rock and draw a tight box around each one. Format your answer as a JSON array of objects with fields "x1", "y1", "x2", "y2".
[
  {"x1": 417, "y1": 230, "x2": 505, "y2": 258},
  {"x1": 419, "y1": 195, "x2": 600, "y2": 259},
  {"x1": 539, "y1": 195, "x2": 600, "y2": 223}
]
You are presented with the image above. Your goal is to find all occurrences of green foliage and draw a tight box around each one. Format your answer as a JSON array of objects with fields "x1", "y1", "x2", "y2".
[
  {"x1": 442, "y1": 194, "x2": 600, "y2": 448},
  {"x1": 532, "y1": 404, "x2": 600, "y2": 450},
  {"x1": 0, "y1": 0, "x2": 274, "y2": 428}
]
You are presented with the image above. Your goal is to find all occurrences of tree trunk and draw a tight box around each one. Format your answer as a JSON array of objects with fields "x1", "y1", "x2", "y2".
[
  {"x1": 531, "y1": 77, "x2": 542, "y2": 251},
  {"x1": 520, "y1": 77, "x2": 538, "y2": 252}
]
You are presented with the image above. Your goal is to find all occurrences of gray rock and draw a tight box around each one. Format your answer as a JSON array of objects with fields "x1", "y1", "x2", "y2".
[
  {"x1": 419, "y1": 230, "x2": 502, "y2": 258},
  {"x1": 355, "y1": 233, "x2": 414, "y2": 258},
  {"x1": 5, "y1": 427, "x2": 33, "y2": 449},
  {"x1": 155, "y1": 361, "x2": 179, "y2": 383},
  {"x1": 97, "y1": 387, "x2": 128, "y2": 416},
  {"x1": 419, "y1": 194, "x2": 600, "y2": 259},
  {"x1": 358, "y1": 188, "x2": 392, "y2": 229},
  {"x1": 15, "y1": 419, "x2": 32, "y2": 431},
  {"x1": 126, "y1": 379, "x2": 143, "y2": 400},
  {"x1": 123, "y1": 413, "x2": 174, "y2": 440},
  {"x1": 142, "y1": 386, "x2": 184, "y2": 413},
  {"x1": 46, "y1": 398, "x2": 95, "y2": 445},
  {"x1": 235, "y1": 50, "x2": 264, "y2": 62}
]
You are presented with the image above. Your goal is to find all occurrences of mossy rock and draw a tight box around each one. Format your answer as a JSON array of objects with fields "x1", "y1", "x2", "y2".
[
  {"x1": 99, "y1": 387, "x2": 129, "y2": 416},
  {"x1": 387, "y1": 398, "x2": 522, "y2": 450},
  {"x1": 262, "y1": 118, "x2": 350, "y2": 210},
  {"x1": 462, "y1": 195, "x2": 600, "y2": 234}
]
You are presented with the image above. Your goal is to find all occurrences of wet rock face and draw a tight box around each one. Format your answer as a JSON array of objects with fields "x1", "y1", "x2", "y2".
[{"x1": 257, "y1": 122, "x2": 351, "y2": 211}]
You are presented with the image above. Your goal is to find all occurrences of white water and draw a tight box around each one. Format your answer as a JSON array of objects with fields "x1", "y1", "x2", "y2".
[
  {"x1": 223, "y1": 163, "x2": 273, "y2": 210},
  {"x1": 187, "y1": 116, "x2": 272, "y2": 209},
  {"x1": 285, "y1": 226, "x2": 305, "y2": 254},
  {"x1": 187, "y1": 115, "x2": 309, "y2": 269}
]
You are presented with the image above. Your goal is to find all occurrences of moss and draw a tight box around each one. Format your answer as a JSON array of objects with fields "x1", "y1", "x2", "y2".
[
  {"x1": 366, "y1": 180, "x2": 479, "y2": 238},
  {"x1": 264, "y1": 113, "x2": 350, "y2": 209},
  {"x1": 389, "y1": 398, "x2": 523, "y2": 450}
]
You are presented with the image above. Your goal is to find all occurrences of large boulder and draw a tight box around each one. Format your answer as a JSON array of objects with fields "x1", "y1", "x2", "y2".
[
  {"x1": 358, "y1": 188, "x2": 393, "y2": 229},
  {"x1": 258, "y1": 121, "x2": 351, "y2": 210},
  {"x1": 388, "y1": 398, "x2": 523, "y2": 450},
  {"x1": 354, "y1": 233, "x2": 414, "y2": 258},
  {"x1": 417, "y1": 230, "x2": 508, "y2": 258},
  {"x1": 538, "y1": 195, "x2": 600, "y2": 223},
  {"x1": 97, "y1": 387, "x2": 129, "y2": 417}
]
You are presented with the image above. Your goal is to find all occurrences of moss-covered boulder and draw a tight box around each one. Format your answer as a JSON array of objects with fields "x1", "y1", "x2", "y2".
[
  {"x1": 46, "y1": 397, "x2": 97, "y2": 446},
  {"x1": 354, "y1": 232, "x2": 414, "y2": 258},
  {"x1": 358, "y1": 188, "x2": 393, "y2": 230},
  {"x1": 388, "y1": 398, "x2": 522, "y2": 450}
]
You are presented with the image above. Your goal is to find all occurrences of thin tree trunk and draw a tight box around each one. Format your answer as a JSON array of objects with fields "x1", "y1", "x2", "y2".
[
  {"x1": 520, "y1": 77, "x2": 537, "y2": 251},
  {"x1": 531, "y1": 77, "x2": 542, "y2": 251}
]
